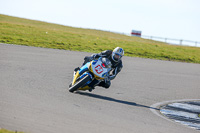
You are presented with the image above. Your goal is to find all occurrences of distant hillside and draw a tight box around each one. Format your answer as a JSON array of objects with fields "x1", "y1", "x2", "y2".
[{"x1": 0, "y1": 14, "x2": 200, "y2": 63}]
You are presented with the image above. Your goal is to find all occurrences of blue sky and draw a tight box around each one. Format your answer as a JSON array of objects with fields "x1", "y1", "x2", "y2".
[{"x1": 0, "y1": 0, "x2": 200, "y2": 42}]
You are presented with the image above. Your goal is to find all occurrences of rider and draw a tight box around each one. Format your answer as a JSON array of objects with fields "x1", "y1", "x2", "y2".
[{"x1": 75, "y1": 47, "x2": 124, "y2": 91}]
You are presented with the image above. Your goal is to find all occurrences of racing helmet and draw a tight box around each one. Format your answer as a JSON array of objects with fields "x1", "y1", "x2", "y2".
[{"x1": 112, "y1": 47, "x2": 124, "y2": 62}]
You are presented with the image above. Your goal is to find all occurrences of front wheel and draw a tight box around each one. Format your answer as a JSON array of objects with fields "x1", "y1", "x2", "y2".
[{"x1": 69, "y1": 75, "x2": 91, "y2": 93}]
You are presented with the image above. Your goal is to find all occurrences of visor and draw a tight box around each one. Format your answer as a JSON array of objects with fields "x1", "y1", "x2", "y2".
[{"x1": 113, "y1": 53, "x2": 121, "y2": 62}]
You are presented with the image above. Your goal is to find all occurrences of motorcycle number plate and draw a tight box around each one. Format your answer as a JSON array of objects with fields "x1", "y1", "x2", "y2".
[{"x1": 95, "y1": 65, "x2": 103, "y2": 74}]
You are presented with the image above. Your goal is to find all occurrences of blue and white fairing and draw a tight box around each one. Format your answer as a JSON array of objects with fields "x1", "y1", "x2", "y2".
[{"x1": 73, "y1": 57, "x2": 112, "y2": 88}]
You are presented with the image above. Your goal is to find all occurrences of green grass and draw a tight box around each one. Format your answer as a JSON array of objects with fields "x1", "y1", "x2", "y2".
[
  {"x1": 1, "y1": 14, "x2": 200, "y2": 63},
  {"x1": 0, "y1": 129, "x2": 23, "y2": 133}
]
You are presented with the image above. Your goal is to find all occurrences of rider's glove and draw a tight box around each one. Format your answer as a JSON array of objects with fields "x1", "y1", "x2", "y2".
[
  {"x1": 84, "y1": 56, "x2": 94, "y2": 62},
  {"x1": 91, "y1": 54, "x2": 96, "y2": 59},
  {"x1": 89, "y1": 56, "x2": 94, "y2": 60}
]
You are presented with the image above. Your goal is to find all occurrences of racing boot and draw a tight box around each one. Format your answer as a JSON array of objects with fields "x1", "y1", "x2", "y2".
[
  {"x1": 73, "y1": 67, "x2": 80, "y2": 76},
  {"x1": 98, "y1": 80, "x2": 111, "y2": 89},
  {"x1": 74, "y1": 67, "x2": 80, "y2": 72},
  {"x1": 88, "y1": 86, "x2": 95, "y2": 92}
]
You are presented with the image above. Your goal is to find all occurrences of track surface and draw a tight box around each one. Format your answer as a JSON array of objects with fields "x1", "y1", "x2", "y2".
[{"x1": 0, "y1": 43, "x2": 200, "y2": 133}]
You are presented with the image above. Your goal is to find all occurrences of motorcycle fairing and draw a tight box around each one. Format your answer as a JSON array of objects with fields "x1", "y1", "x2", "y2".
[{"x1": 71, "y1": 57, "x2": 111, "y2": 91}]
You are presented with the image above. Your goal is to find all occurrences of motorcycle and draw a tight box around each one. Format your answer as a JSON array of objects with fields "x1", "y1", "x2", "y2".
[{"x1": 69, "y1": 57, "x2": 112, "y2": 93}]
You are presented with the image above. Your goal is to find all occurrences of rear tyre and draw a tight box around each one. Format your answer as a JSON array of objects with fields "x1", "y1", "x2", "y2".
[{"x1": 69, "y1": 75, "x2": 91, "y2": 93}]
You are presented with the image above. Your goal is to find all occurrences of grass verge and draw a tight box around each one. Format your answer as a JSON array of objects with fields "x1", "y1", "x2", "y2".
[
  {"x1": 0, "y1": 128, "x2": 23, "y2": 133},
  {"x1": 1, "y1": 14, "x2": 200, "y2": 63}
]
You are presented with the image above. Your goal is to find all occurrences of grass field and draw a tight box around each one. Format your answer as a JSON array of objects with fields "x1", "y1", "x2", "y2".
[{"x1": 1, "y1": 14, "x2": 200, "y2": 63}]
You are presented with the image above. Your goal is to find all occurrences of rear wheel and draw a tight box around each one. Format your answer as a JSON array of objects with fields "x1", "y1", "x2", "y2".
[{"x1": 69, "y1": 75, "x2": 91, "y2": 93}]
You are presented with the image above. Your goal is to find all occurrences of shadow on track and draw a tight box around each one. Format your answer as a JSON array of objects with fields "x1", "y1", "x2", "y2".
[{"x1": 75, "y1": 91, "x2": 160, "y2": 111}]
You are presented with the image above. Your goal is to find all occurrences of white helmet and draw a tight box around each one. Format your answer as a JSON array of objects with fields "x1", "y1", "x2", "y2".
[{"x1": 112, "y1": 47, "x2": 124, "y2": 62}]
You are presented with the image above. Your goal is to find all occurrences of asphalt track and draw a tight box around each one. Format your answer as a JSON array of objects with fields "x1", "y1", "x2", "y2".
[{"x1": 0, "y1": 43, "x2": 200, "y2": 133}]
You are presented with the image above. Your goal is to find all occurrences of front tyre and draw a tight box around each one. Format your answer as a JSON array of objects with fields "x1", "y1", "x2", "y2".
[{"x1": 69, "y1": 75, "x2": 91, "y2": 93}]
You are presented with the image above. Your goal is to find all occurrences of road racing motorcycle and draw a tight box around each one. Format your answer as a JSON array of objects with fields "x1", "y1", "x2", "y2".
[{"x1": 69, "y1": 57, "x2": 112, "y2": 93}]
